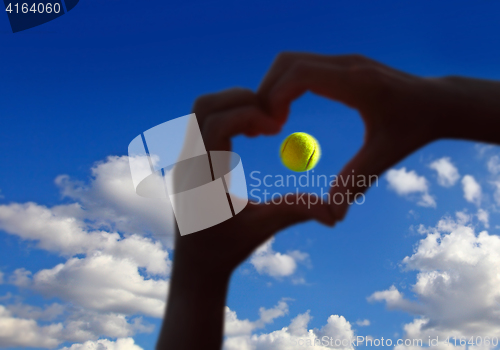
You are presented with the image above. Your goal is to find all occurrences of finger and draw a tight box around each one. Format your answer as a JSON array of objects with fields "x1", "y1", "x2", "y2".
[
  {"x1": 258, "y1": 52, "x2": 376, "y2": 99},
  {"x1": 192, "y1": 87, "x2": 260, "y2": 128},
  {"x1": 265, "y1": 61, "x2": 365, "y2": 123},
  {"x1": 251, "y1": 193, "x2": 336, "y2": 244},
  {"x1": 202, "y1": 105, "x2": 281, "y2": 151},
  {"x1": 328, "y1": 135, "x2": 401, "y2": 222},
  {"x1": 258, "y1": 53, "x2": 395, "y2": 124},
  {"x1": 258, "y1": 52, "x2": 329, "y2": 97}
]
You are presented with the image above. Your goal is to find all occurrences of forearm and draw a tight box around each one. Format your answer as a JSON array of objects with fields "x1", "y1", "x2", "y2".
[
  {"x1": 433, "y1": 76, "x2": 500, "y2": 144},
  {"x1": 157, "y1": 254, "x2": 231, "y2": 350}
]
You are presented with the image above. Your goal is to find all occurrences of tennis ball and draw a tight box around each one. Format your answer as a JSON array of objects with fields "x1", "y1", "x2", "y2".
[{"x1": 280, "y1": 132, "x2": 321, "y2": 172}]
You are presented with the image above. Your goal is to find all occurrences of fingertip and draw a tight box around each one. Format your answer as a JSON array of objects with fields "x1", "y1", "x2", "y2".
[
  {"x1": 257, "y1": 115, "x2": 282, "y2": 136},
  {"x1": 308, "y1": 200, "x2": 337, "y2": 227},
  {"x1": 330, "y1": 201, "x2": 349, "y2": 223},
  {"x1": 319, "y1": 214, "x2": 336, "y2": 227}
]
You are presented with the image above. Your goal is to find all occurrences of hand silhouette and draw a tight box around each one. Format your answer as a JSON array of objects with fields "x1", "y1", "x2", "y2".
[{"x1": 158, "y1": 87, "x2": 334, "y2": 350}]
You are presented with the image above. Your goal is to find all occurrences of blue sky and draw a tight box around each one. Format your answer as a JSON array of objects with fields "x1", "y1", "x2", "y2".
[{"x1": 2, "y1": 1, "x2": 500, "y2": 349}]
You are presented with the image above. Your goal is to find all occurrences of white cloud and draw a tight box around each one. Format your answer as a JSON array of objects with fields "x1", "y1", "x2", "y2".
[
  {"x1": 455, "y1": 210, "x2": 471, "y2": 226},
  {"x1": 368, "y1": 286, "x2": 424, "y2": 315},
  {"x1": 462, "y1": 175, "x2": 482, "y2": 206},
  {"x1": 59, "y1": 338, "x2": 144, "y2": 350},
  {"x1": 224, "y1": 308, "x2": 255, "y2": 337},
  {"x1": 477, "y1": 208, "x2": 489, "y2": 228},
  {"x1": 9, "y1": 268, "x2": 32, "y2": 287},
  {"x1": 386, "y1": 168, "x2": 436, "y2": 207},
  {"x1": 0, "y1": 156, "x2": 174, "y2": 347},
  {"x1": 7, "y1": 302, "x2": 64, "y2": 321},
  {"x1": 257, "y1": 299, "x2": 290, "y2": 326},
  {"x1": 387, "y1": 168, "x2": 427, "y2": 195},
  {"x1": 225, "y1": 309, "x2": 355, "y2": 350},
  {"x1": 31, "y1": 253, "x2": 168, "y2": 318},
  {"x1": 224, "y1": 299, "x2": 289, "y2": 337},
  {"x1": 487, "y1": 155, "x2": 500, "y2": 175},
  {"x1": 0, "y1": 202, "x2": 115, "y2": 256},
  {"x1": 61, "y1": 309, "x2": 153, "y2": 342},
  {"x1": 0, "y1": 203, "x2": 171, "y2": 276},
  {"x1": 1, "y1": 236, "x2": 167, "y2": 343},
  {"x1": 429, "y1": 157, "x2": 460, "y2": 187},
  {"x1": 355, "y1": 319, "x2": 370, "y2": 327},
  {"x1": 0, "y1": 305, "x2": 63, "y2": 348},
  {"x1": 418, "y1": 193, "x2": 436, "y2": 208},
  {"x1": 250, "y1": 239, "x2": 308, "y2": 278},
  {"x1": 102, "y1": 234, "x2": 170, "y2": 276},
  {"x1": 370, "y1": 216, "x2": 500, "y2": 344},
  {"x1": 1, "y1": 223, "x2": 170, "y2": 318},
  {"x1": 0, "y1": 300, "x2": 153, "y2": 347},
  {"x1": 492, "y1": 181, "x2": 500, "y2": 206},
  {"x1": 54, "y1": 156, "x2": 174, "y2": 242},
  {"x1": 0, "y1": 156, "x2": 175, "y2": 258}
]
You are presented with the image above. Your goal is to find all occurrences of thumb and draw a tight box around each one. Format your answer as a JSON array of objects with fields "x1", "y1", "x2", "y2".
[
  {"x1": 328, "y1": 137, "x2": 392, "y2": 222},
  {"x1": 252, "y1": 193, "x2": 335, "y2": 243}
]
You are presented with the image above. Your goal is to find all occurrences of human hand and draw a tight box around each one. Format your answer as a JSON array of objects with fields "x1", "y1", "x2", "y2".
[
  {"x1": 257, "y1": 52, "x2": 450, "y2": 222},
  {"x1": 173, "y1": 87, "x2": 335, "y2": 279}
]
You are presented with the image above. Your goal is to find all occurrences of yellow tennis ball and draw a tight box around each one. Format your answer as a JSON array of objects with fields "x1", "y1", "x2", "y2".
[{"x1": 280, "y1": 132, "x2": 321, "y2": 172}]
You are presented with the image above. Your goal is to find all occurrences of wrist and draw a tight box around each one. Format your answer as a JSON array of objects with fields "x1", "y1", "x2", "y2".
[
  {"x1": 430, "y1": 76, "x2": 500, "y2": 143},
  {"x1": 172, "y1": 241, "x2": 234, "y2": 282},
  {"x1": 157, "y1": 250, "x2": 231, "y2": 350},
  {"x1": 170, "y1": 260, "x2": 231, "y2": 290}
]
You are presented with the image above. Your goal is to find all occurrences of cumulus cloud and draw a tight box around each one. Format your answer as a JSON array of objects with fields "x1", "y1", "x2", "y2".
[
  {"x1": 429, "y1": 157, "x2": 460, "y2": 187},
  {"x1": 224, "y1": 299, "x2": 289, "y2": 337},
  {"x1": 0, "y1": 202, "x2": 113, "y2": 256},
  {"x1": 369, "y1": 215, "x2": 500, "y2": 345},
  {"x1": 59, "y1": 338, "x2": 144, "y2": 350},
  {"x1": 6, "y1": 302, "x2": 64, "y2": 321},
  {"x1": 0, "y1": 300, "x2": 153, "y2": 348},
  {"x1": 0, "y1": 220, "x2": 170, "y2": 322},
  {"x1": 31, "y1": 253, "x2": 168, "y2": 317},
  {"x1": 0, "y1": 156, "x2": 174, "y2": 347},
  {"x1": 386, "y1": 168, "x2": 436, "y2": 207},
  {"x1": 250, "y1": 238, "x2": 309, "y2": 278},
  {"x1": 54, "y1": 156, "x2": 175, "y2": 241},
  {"x1": 0, "y1": 305, "x2": 63, "y2": 348},
  {"x1": 0, "y1": 235, "x2": 167, "y2": 344},
  {"x1": 462, "y1": 175, "x2": 482, "y2": 206},
  {"x1": 60, "y1": 309, "x2": 154, "y2": 342},
  {"x1": 0, "y1": 157, "x2": 175, "y2": 257},
  {"x1": 0, "y1": 205, "x2": 171, "y2": 275},
  {"x1": 224, "y1": 308, "x2": 355, "y2": 350},
  {"x1": 368, "y1": 286, "x2": 424, "y2": 315}
]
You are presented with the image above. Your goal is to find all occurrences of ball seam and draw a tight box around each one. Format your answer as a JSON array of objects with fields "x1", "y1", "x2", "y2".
[
  {"x1": 305, "y1": 143, "x2": 316, "y2": 170},
  {"x1": 280, "y1": 138, "x2": 291, "y2": 157}
]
